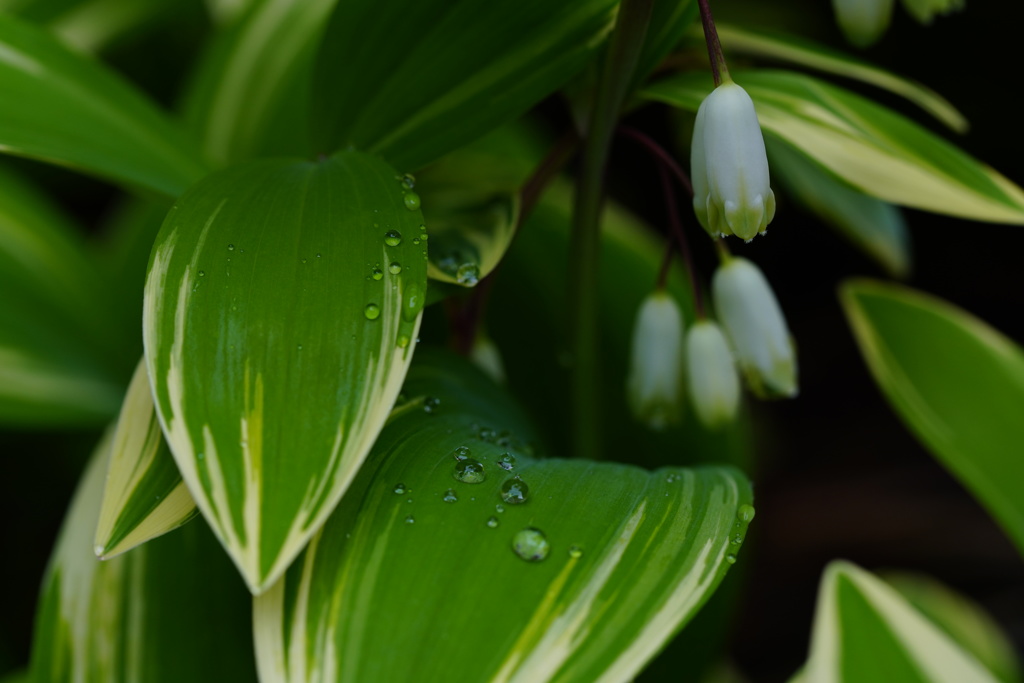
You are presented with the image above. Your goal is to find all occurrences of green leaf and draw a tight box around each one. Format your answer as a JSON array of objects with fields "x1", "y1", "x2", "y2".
[
  {"x1": 709, "y1": 24, "x2": 967, "y2": 133},
  {"x1": 309, "y1": 0, "x2": 618, "y2": 170},
  {"x1": 0, "y1": 163, "x2": 122, "y2": 425},
  {"x1": 29, "y1": 431, "x2": 257, "y2": 683},
  {"x1": 143, "y1": 151, "x2": 429, "y2": 593},
  {"x1": 801, "y1": 562, "x2": 999, "y2": 683},
  {"x1": 841, "y1": 280, "x2": 1024, "y2": 556},
  {"x1": 417, "y1": 124, "x2": 542, "y2": 287},
  {"x1": 643, "y1": 70, "x2": 1024, "y2": 224},
  {"x1": 629, "y1": 0, "x2": 697, "y2": 92},
  {"x1": 0, "y1": 13, "x2": 206, "y2": 196},
  {"x1": 254, "y1": 350, "x2": 753, "y2": 683},
  {"x1": 94, "y1": 358, "x2": 198, "y2": 559},
  {"x1": 183, "y1": 0, "x2": 337, "y2": 165},
  {"x1": 766, "y1": 137, "x2": 909, "y2": 277}
]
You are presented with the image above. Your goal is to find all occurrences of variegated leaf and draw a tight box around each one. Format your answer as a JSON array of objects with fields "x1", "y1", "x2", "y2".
[
  {"x1": 143, "y1": 151, "x2": 428, "y2": 593},
  {"x1": 94, "y1": 358, "x2": 197, "y2": 559},
  {"x1": 30, "y1": 431, "x2": 256, "y2": 683},
  {"x1": 254, "y1": 350, "x2": 753, "y2": 682}
]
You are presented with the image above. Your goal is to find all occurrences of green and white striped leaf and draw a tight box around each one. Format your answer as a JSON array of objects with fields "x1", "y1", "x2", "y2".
[
  {"x1": 143, "y1": 151, "x2": 428, "y2": 593},
  {"x1": 643, "y1": 70, "x2": 1024, "y2": 224},
  {"x1": 309, "y1": 0, "x2": 617, "y2": 170},
  {"x1": 800, "y1": 562, "x2": 1000, "y2": 683},
  {"x1": 841, "y1": 281, "x2": 1024, "y2": 557},
  {"x1": 184, "y1": 0, "x2": 337, "y2": 165},
  {"x1": 30, "y1": 432, "x2": 257, "y2": 683},
  {"x1": 708, "y1": 24, "x2": 967, "y2": 132},
  {"x1": 0, "y1": 14, "x2": 206, "y2": 196},
  {"x1": 0, "y1": 163, "x2": 122, "y2": 425},
  {"x1": 255, "y1": 350, "x2": 753, "y2": 683},
  {"x1": 94, "y1": 358, "x2": 197, "y2": 559},
  {"x1": 767, "y1": 137, "x2": 909, "y2": 277}
]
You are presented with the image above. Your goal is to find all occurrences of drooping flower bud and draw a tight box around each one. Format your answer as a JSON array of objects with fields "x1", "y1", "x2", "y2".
[
  {"x1": 832, "y1": 0, "x2": 894, "y2": 47},
  {"x1": 686, "y1": 320, "x2": 741, "y2": 429},
  {"x1": 691, "y1": 81, "x2": 776, "y2": 242},
  {"x1": 627, "y1": 290, "x2": 685, "y2": 430},
  {"x1": 712, "y1": 257, "x2": 797, "y2": 398}
]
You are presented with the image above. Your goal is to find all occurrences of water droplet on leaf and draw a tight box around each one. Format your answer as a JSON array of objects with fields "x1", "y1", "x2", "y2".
[
  {"x1": 453, "y1": 459, "x2": 486, "y2": 484},
  {"x1": 512, "y1": 528, "x2": 549, "y2": 562}
]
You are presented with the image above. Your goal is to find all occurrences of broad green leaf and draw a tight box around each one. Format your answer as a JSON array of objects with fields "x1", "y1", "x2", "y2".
[
  {"x1": 841, "y1": 281, "x2": 1024, "y2": 556},
  {"x1": 883, "y1": 573, "x2": 1021, "y2": 683},
  {"x1": 30, "y1": 431, "x2": 256, "y2": 683},
  {"x1": 184, "y1": 0, "x2": 336, "y2": 165},
  {"x1": 766, "y1": 137, "x2": 909, "y2": 277},
  {"x1": 254, "y1": 350, "x2": 754, "y2": 683},
  {"x1": 0, "y1": 13, "x2": 206, "y2": 196},
  {"x1": 643, "y1": 70, "x2": 1024, "y2": 224},
  {"x1": 417, "y1": 125, "x2": 542, "y2": 287},
  {"x1": 309, "y1": 0, "x2": 617, "y2": 170},
  {"x1": 801, "y1": 562, "x2": 999, "y2": 683},
  {"x1": 94, "y1": 358, "x2": 198, "y2": 559},
  {"x1": 708, "y1": 24, "x2": 967, "y2": 133},
  {"x1": 0, "y1": 163, "x2": 122, "y2": 425},
  {"x1": 143, "y1": 151, "x2": 428, "y2": 593}
]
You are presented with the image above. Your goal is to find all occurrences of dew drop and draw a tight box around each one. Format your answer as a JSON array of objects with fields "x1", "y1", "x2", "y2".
[
  {"x1": 384, "y1": 230, "x2": 402, "y2": 246},
  {"x1": 443, "y1": 488, "x2": 458, "y2": 503},
  {"x1": 500, "y1": 476, "x2": 528, "y2": 505},
  {"x1": 405, "y1": 515, "x2": 415, "y2": 525},
  {"x1": 389, "y1": 262, "x2": 402, "y2": 274},
  {"x1": 731, "y1": 534, "x2": 743, "y2": 546},
  {"x1": 495, "y1": 504, "x2": 505, "y2": 514},
  {"x1": 453, "y1": 459, "x2": 486, "y2": 484},
  {"x1": 198, "y1": 270, "x2": 206, "y2": 277},
  {"x1": 364, "y1": 303, "x2": 381, "y2": 320},
  {"x1": 227, "y1": 244, "x2": 235, "y2": 251},
  {"x1": 423, "y1": 396, "x2": 440, "y2": 414},
  {"x1": 403, "y1": 283, "x2": 424, "y2": 322},
  {"x1": 497, "y1": 453, "x2": 516, "y2": 471},
  {"x1": 397, "y1": 335, "x2": 410, "y2": 348},
  {"x1": 726, "y1": 554, "x2": 737, "y2": 564},
  {"x1": 412, "y1": 237, "x2": 421, "y2": 245},
  {"x1": 737, "y1": 504, "x2": 755, "y2": 523},
  {"x1": 372, "y1": 266, "x2": 383, "y2": 281},
  {"x1": 486, "y1": 516, "x2": 500, "y2": 529},
  {"x1": 402, "y1": 173, "x2": 416, "y2": 189},
  {"x1": 456, "y1": 263, "x2": 480, "y2": 286},
  {"x1": 568, "y1": 545, "x2": 584, "y2": 559},
  {"x1": 512, "y1": 528, "x2": 549, "y2": 562},
  {"x1": 453, "y1": 445, "x2": 471, "y2": 461},
  {"x1": 393, "y1": 483, "x2": 407, "y2": 495},
  {"x1": 404, "y1": 192, "x2": 421, "y2": 211}
]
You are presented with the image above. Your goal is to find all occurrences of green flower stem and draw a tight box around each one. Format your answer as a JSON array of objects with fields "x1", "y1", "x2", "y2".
[
  {"x1": 569, "y1": 0, "x2": 655, "y2": 461},
  {"x1": 698, "y1": 0, "x2": 730, "y2": 86}
]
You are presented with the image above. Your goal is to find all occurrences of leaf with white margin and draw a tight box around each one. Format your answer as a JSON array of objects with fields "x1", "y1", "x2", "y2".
[
  {"x1": 643, "y1": 70, "x2": 1024, "y2": 224},
  {"x1": 800, "y1": 562, "x2": 1000, "y2": 683},
  {"x1": 29, "y1": 431, "x2": 256, "y2": 683},
  {"x1": 94, "y1": 358, "x2": 198, "y2": 559},
  {"x1": 254, "y1": 350, "x2": 754, "y2": 683},
  {"x1": 143, "y1": 151, "x2": 428, "y2": 594}
]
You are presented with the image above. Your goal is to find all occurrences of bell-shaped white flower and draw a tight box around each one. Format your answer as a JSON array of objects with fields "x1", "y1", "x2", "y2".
[
  {"x1": 627, "y1": 290, "x2": 685, "y2": 430},
  {"x1": 686, "y1": 320, "x2": 740, "y2": 429},
  {"x1": 691, "y1": 81, "x2": 776, "y2": 242},
  {"x1": 832, "y1": 0, "x2": 894, "y2": 47},
  {"x1": 712, "y1": 257, "x2": 797, "y2": 398}
]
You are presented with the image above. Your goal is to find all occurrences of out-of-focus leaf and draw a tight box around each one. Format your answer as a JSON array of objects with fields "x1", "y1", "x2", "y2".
[
  {"x1": 883, "y1": 572, "x2": 1021, "y2": 683},
  {"x1": 309, "y1": 0, "x2": 617, "y2": 170},
  {"x1": 766, "y1": 137, "x2": 909, "y2": 277},
  {"x1": 629, "y1": 0, "x2": 697, "y2": 91},
  {"x1": 183, "y1": 0, "x2": 336, "y2": 165},
  {"x1": 800, "y1": 562, "x2": 999, "y2": 683},
  {"x1": 94, "y1": 359, "x2": 197, "y2": 559},
  {"x1": 707, "y1": 24, "x2": 967, "y2": 133},
  {"x1": 254, "y1": 350, "x2": 754, "y2": 683},
  {"x1": 143, "y1": 152, "x2": 428, "y2": 593},
  {"x1": 48, "y1": 0, "x2": 181, "y2": 54},
  {"x1": 841, "y1": 280, "x2": 1024, "y2": 557},
  {"x1": 29, "y1": 431, "x2": 256, "y2": 683},
  {"x1": 643, "y1": 70, "x2": 1024, "y2": 224},
  {"x1": 0, "y1": 164, "x2": 122, "y2": 425}
]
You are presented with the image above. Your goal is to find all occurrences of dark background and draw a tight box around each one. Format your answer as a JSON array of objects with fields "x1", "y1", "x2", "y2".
[{"x1": 2, "y1": 1, "x2": 1023, "y2": 681}]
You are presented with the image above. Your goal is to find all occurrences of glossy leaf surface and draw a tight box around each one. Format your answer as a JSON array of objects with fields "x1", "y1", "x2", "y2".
[
  {"x1": 0, "y1": 14, "x2": 206, "y2": 196},
  {"x1": 143, "y1": 151, "x2": 428, "y2": 593},
  {"x1": 94, "y1": 358, "x2": 197, "y2": 559},
  {"x1": 841, "y1": 281, "x2": 1024, "y2": 556},
  {"x1": 800, "y1": 562, "x2": 999, "y2": 683},
  {"x1": 254, "y1": 350, "x2": 753, "y2": 683},
  {"x1": 30, "y1": 432, "x2": 256, "y2": 683},
  {"x1": 644, "y1": 70, "x2": 1024, "y2": 223},
  {"x1": 310, "y1": 0, "x2": 617, "y2": 170}
]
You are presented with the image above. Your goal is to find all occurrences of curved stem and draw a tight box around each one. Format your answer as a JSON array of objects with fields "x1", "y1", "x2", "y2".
[{"x1": 697, "y1": 0, "x2": 730, "y2": 86}]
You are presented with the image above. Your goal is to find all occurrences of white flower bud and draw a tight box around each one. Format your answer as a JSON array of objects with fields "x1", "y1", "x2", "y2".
[
  {"x1": 691, "y1": 81, "x2": 776, "y2": 242},
  {"x1": 712, "y1": 258, "x2": 797, "y2": 398},
  {"x1": 686, "y1": 320, "x2": 741, "y2": 429},
  {"x1": 832, "y1": 0, "x2": 894, "y2": 47},
  {"x1": 627, "y1": 291, "x2": 685, "y2": 430}
]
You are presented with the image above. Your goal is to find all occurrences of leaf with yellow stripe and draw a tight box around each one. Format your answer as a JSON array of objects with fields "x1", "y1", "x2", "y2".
[
  {"x1": 143, "y1": 151, "x2": 428, "y2": 593},
  {"x1": 94, "y1": 358, "x2": 198, "y2": 559},
  {"x1": 254, "y1": 350, "x2": 753, "y2": 682}
]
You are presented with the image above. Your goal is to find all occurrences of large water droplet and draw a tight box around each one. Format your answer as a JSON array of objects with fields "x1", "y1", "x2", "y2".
[
  {"x1": 737, "y1": 504, "x2": 756, "y2": 523},
  {"x1": 497, "y1": 453, "x2": 516, "y2": 471},
  {"x1": 404, "y1": 192, "x2": 421, "y2": 211},
  {"x1": 453, "y1": 459, "x2": 486, "y2": 484},
  {"x1": 501, "y1": 476, "x2": 528, "y2": 504},
  {"x1": 384, "y1": 230, "x2": 402, "y2": 247},
  {"x1": 364, "y1": 303, "x2": 381, "y2": 320},
  {"x1": 512, "y1": 528, "x2": 549, "y2": 562},
  {"x1": 443, "y1": 488, "x2": 458, "y2": 503},
  {"x1": 389, "y1": 262, "x2": 402, "y2": 274}
]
